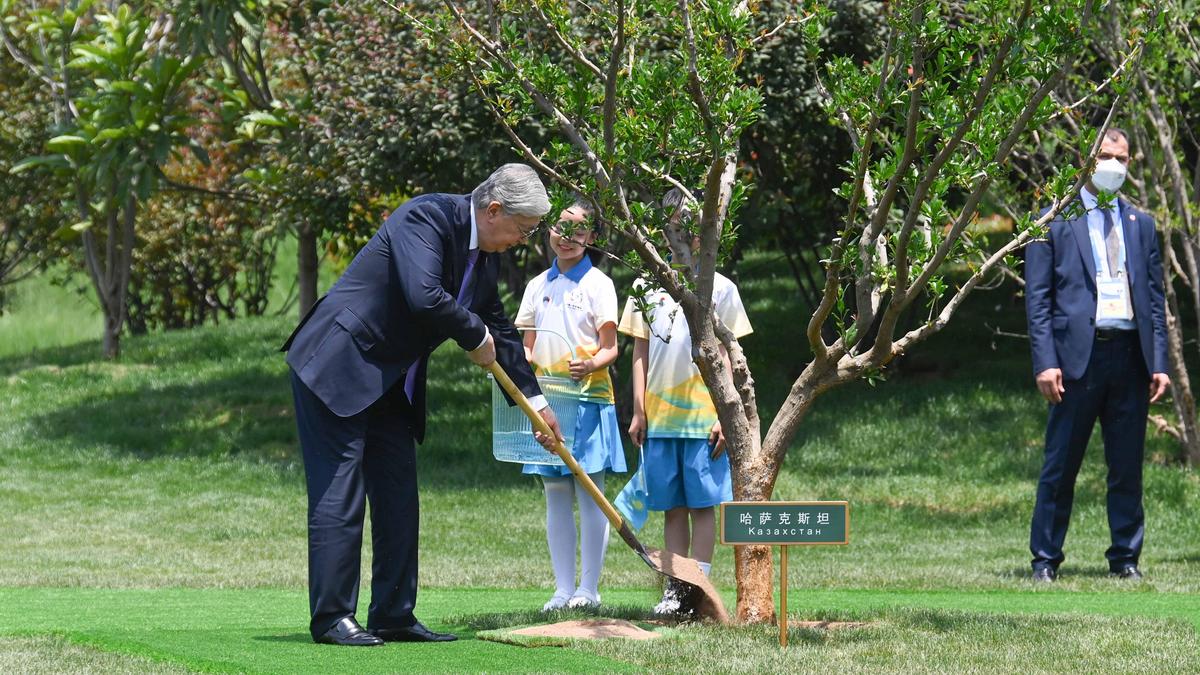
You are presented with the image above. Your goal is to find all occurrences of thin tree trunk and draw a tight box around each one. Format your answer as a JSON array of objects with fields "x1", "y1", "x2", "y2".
[
  {"x1": 1165, "y1": 238, "x2": 1200, "y2": 464},
  {"x1": 297, "y1": 222, "x2": 318, "y2": 319},
  {"x1": 103, "y1": 311, "x2": 121, "y2": 359},
  {"x1": 1164, "y1": 292, "x2": 1200, "y2": 464}
]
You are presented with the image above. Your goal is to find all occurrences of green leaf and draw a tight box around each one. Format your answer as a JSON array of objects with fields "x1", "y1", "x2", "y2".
[
  {"x1": 46, "y1": 135, "x2": 89, "y2": 152},
  {"x1": 94, "y1": 127, "x2": 131, "y2": 142},
  {"x1": 9, "y1": 154, "x2": 67, "y2": 174},
  {"x1": 242, "y1": 111, "x2": 287, "y2": 127}
]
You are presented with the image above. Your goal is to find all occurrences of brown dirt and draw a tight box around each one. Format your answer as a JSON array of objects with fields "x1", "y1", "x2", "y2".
[
  {"x1": 646, "y1": 547, "x2": 730, "y2": 624},
  {"x1": 509, "y1": 619, "x2": 662, "y2": 640},
  {"x1": 790, "y1": 620, "x2": 870, "y2": 630}
]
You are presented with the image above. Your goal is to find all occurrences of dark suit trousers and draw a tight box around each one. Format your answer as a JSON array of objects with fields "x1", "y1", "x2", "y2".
[
  {"x1": 1030, "y1": 332, "x2": 1149, "y2": 572},
  {"x1": 291, "y1": 370, "x2": 420, "y2": 639}
]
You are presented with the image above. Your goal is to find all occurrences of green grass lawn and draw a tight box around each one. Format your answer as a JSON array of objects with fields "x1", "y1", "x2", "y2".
[
  {"x1": 0, "y1": 587, "x2": 1196, "y2": 673},
  {"x1": 1, "y1": 255, "x2": 1198, "y2": 672}
]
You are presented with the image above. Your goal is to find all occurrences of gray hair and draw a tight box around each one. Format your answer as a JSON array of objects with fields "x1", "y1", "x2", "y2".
[
  {"x1": 662, "y1": 186, "x2": 700, "y2": 220},
  {"x1": 472, "y1": 164, "x2": 551, "y2": 217}
]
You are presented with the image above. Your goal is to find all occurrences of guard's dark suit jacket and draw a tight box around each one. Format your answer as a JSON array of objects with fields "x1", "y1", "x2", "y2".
[
  {"x1": 1025, "y1": 196, "x2": 1167, "y2": 381},
  {"x1": 282, "y1": 192, "x2": 540, "y2": 442}
]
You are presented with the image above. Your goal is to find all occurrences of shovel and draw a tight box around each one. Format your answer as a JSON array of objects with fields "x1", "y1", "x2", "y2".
[{"x1": 486, "y1": 360, "x2": 729, "y2": 623}]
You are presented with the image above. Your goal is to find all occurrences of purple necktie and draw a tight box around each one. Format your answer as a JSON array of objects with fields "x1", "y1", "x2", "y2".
[{"x1": 405, "y1": 249, "x2": 480, "y2": 402}]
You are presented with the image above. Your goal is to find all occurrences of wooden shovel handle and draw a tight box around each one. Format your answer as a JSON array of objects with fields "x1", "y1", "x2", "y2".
[{"x1": 487, "y1": 361, "x2": 626, "y2": 530}]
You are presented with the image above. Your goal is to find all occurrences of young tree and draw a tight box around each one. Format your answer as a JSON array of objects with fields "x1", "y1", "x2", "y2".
[
  {"x1": 394, "y1": 0, "x2": 1137, "y2": 622},
  {"x1": 1, "y1": 1, "x2": 205, "y2": 357},
  {"x1": 738, "y1": 0, "x2": 885, "y2": 312}
]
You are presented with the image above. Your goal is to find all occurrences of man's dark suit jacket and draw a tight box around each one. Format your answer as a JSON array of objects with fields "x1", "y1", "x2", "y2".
[
  {"x1": 1025, "y1": 196, "x2": 1168, "y2": 381},
  {"x1": 281, "y1": 193, "x2": 539, "y2": 442}
]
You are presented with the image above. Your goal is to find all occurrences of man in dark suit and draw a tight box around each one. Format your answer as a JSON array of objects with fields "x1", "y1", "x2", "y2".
[
  {"x1": 283, "y1": 164, "x2": 563, "y2": 645},
  {"x1": 1024, "y1": 128, "x2": 1170, "y2": 583}
]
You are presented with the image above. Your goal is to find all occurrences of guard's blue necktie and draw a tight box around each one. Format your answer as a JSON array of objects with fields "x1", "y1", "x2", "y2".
[{"x1": 404, "y1": 249, "x2": 480, "y2": 403}]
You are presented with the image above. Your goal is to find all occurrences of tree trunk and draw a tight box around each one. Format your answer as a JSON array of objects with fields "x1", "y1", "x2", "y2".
[
  {"x1": 727, "y1": 385, "x2": 780, "y2": 625},
  {"x1": 103, "y1": 311, "x2": 121, "y2": 359},
  {"x1": 730, "y1": 453, "x2": 776, "y2": 624},
  {"x1": 297, "y1": 222, "x2": 319, "y2": 319},
  {"x1": 735, "y1": 360, "x2": 847, "y2": 622},
  {"x1": 1163, "y1": 244, "x2": 1200, "y2": 464}
]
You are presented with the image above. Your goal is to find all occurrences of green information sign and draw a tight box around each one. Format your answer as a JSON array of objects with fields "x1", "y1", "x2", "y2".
[{"x1": 720, "y1": 501, "x2": 849, "y2": 545}]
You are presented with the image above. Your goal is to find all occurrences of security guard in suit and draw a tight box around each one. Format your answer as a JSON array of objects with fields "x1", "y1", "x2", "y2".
[{"x1": 1024, "y1": 129, "x2": 1170, "y2": 583}]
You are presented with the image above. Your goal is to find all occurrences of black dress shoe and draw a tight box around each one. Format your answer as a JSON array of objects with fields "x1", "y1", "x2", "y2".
[
  {"x1": 370, "y1": 621, "x2": 457, "y2": 643},
  {"x1": 1112, "y1": 565, "x2": 1143, "y2": 580},
  {"x1": 316, "y1": 617, "x2": 385, "y2": 646},
  {"x1": 1032, "y1": 567, "x2": 1057, "y2": 583}
]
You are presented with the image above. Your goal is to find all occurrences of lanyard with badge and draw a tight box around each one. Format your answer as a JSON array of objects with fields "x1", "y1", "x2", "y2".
[{"x1": 1088, "y1": 211, "x2": 1133, "y2": 321}]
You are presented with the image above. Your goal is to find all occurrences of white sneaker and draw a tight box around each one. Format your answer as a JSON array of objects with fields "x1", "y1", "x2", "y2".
[
  {"x1": 542, "y1": 591, "x2": 571, "y2": 612},
  {"x1": 567, "y1": 589, "x2": 600, "y2": 609},
  {"x1": 652, "y1": 587, "x2": 681, "y2": 616}
]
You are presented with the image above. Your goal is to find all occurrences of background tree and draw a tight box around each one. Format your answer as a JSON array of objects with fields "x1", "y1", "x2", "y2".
[
  {"x1": 2, "y1": 1, "x2": 206, "y2": 357},
  {"x1": 995, "y1": 1, "x2": 1194, "y2": 466},
  {"x1": 399, "y1": 0, "x2": 1137, "y2": 622},
  {"x1": 0, "y1": 45, "x2": 66, "y2": 310},
  {"x1": 1110, "y1": 0, "x2": 1200, "y2": 465},
  {"x1": 175, "y1": 0, "x2": 350, "y2": 318},
  {"x1": 304, "y1": 0, "x2": 581, "y2": 295}
]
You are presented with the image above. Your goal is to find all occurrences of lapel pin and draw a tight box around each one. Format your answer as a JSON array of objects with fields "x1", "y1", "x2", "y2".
[{"x1": 1129, "y1": 214, "x2": 1135, "y2": 220}]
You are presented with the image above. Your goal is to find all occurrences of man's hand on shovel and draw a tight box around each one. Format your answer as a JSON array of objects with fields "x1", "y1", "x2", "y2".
[{"x1": 532, "y1": 407, "x2": 563, "y2": 453}]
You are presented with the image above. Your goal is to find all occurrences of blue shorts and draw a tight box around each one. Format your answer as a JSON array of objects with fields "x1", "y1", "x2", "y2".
[
  {"x1": 523, "y1": 401, "x2": 627, "y2": 477},
  {"x1": 643, "y1": 437, "x2": 732, "y2": 510}
]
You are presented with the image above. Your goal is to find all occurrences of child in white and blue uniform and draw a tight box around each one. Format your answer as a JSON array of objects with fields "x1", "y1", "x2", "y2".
[
  {"x1": 516, "y1": 204, "x2": 626, "y2": 611},
  {"x1": 617, "y1": 188, "x2": 753, "y2": 615}
]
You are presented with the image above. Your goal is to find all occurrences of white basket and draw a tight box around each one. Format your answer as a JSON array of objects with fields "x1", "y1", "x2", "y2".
[{"x1": 490, "y1": 374, "x2": 581, "y2": 465}]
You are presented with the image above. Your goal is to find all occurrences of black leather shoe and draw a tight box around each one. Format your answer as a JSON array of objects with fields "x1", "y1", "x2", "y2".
[
  {"x1": 315, "y1": 617, "x2": 384, "y2": 646},
  {"x1": 1032, "y1": 567, "x2": 1057, "y2": 583},
  {"x1": 370, "y1": 621, "x2": 457, "y2": 643},
  {"x1": 1112, "y1": 565, "x2": 1143, "y2": 580}
]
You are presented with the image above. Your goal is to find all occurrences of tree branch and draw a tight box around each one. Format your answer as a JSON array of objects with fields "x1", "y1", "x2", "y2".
[
  {"x1": 532, "y1": 2, "x2": 604, "y2": 80},
  {"x1": 893, "y1": 94, "x2": 1119, "y2": 354},
  {"x1": 440, "y1": 0, "x2": 612, "y2": 185},
  {"x1": 678, "y1": 0, "x2": 719, "y2": 146},
  {"x1": 900, "y1": 0, "x2": 1093, "y2": 313},
  {"x1": 602, "y1": 0, "x2": 625, "y2": 159}
]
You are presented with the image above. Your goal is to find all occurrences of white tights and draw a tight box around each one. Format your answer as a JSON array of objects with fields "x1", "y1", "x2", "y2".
[{"x1": 543, "y1": 473, "x2": 610, "y2": 600}]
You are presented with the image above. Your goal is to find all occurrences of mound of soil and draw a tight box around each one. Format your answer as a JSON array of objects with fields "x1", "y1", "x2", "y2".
[{"x1": 509, "y1": 618, "x2": 662, "y2": 640}]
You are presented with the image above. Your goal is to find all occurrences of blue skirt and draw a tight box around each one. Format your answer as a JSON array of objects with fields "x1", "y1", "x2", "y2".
[{"x1": 523, "y1": 401, "x2": 627, "y2": 477}]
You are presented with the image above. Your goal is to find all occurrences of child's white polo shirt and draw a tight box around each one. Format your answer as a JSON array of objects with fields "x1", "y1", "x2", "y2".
[
  {"x1": 516, "y1": 255, "x2": 618, "y2": 403},
  {"x1": 618, "y1": 272, "x2": 752, "y2": 438}
]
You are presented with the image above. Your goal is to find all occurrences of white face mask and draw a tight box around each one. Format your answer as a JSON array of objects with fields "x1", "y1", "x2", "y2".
[{"x1": 1092, "y1": 158, "x2": 1127, "y2": 193}]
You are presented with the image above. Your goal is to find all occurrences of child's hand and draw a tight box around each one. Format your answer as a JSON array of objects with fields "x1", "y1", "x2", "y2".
[
  {"x1": 568, "y1": 358, "x2": 594, "y2": 381},
  {"x1": 709, "y1": 421, "x2": 726, "y2": 458},
  {"x1": 628, "y1": 412, "x2": 646, "y2": 448}
]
